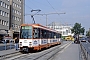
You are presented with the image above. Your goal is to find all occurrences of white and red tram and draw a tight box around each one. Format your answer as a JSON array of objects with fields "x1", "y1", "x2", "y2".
[{"x1": 19, "y1": 24, "x2": 61, "y2": 52}]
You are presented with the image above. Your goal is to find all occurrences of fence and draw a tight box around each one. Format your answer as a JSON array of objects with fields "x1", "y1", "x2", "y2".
[
  {"x1": 80, "y1": 42, "x2": 90, "y2": 60},
  {"x1": 0, "y1": 39, "x2": 15, "y2": 51}
]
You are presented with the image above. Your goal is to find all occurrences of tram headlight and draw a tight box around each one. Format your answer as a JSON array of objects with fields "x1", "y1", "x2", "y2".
[
  {"x1": 29, "y1": 42, "x2": 32, "y2": 46},
  {"x1": 20, "y1": 42, "x2": 22, "y2": 46}
]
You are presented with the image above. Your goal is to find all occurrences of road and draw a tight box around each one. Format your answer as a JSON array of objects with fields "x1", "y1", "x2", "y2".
[
  {"x1": 1, "y1": 41, "x2": 89, "y2": 60},
  {"x1": 0, "y1": 41, "x2": 83, "y2": 60},
  {"x1": 51, "y1": 42, "x2": 81, "y2": 60}
]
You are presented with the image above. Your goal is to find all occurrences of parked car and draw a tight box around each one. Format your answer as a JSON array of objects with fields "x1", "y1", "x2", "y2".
[
  {"x1": 2, "y1": 39, "x2": 9, "y2": 43},
  {"x1": 0, "y1": 40, "x2": 3, "y2": 43},
  {"x1": 2, "y1": 38, "x2": 14, "y2": 43}
]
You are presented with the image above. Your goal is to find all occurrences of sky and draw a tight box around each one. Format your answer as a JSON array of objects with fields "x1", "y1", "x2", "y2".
[{"x1": 25, "y1": 0, "x2": 90, "y2": 31}]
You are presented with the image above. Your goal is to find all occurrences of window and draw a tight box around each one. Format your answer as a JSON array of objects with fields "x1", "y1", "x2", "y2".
[
  {"x1": 12, "y1": 23, "x2": 14, "y2": 27},
  {"x1": 13, "y1": 2, "x2": 14, "y2": 6},
  {"x1": 19, "y1": 6, "x2": 21, "y2": 9},
  {"x1": 7, "y1": 21, "x2": 9, "y2": 26},
  {"x1": 19, "y1": 18, "x2": 21, "y2": 21},
  {"x1": 7, "y1": 5, "x2": 9, "y2": 9},
  {"x1": 20, "y1": 12, "x2": 21, "y2": 15},
  {"x1": 1, "y1": 10, "x2": 2, "y2": 15},
  {"x1": 4, "y1": 21, "x2": 6, "y2": 26},
  {"x1": 15, "y1": 3, "x2": 16, "y2": 7},
  {"x1": 13, "y1": 16, "x2": 15, "y2": 20},
  {"x1": 0, "y1": 1, "x2": 3, "y2": 6},
  {"x1": 2, "y1": 11, "x2": 5, "y2": 16},
  {"x1": 7, "y1": 0, "x2": 9, "y2": 2},
  {"x1": 5, "y1": 12, "x2": 7, "y2": 17},
  {"x1": 17, "y1": 4, "x2": 18, "y2": 8},
  {"x1": 15, "y1": 10, "x2": 16, "y2": 13},
  {"x1": 5, "y1": 4, "x2": 7, "y2": 8},
  {"x1": 0, "y1": 10, "x2": 1, "y2": 15},
  {"x1": 2, "y1": 20, "x2": 4, "y2": 25},
  {"x1": 15, "y1": 24, "x2": 17, "y2": 28},
  {"x1": 20, "y1": 26, "x2": 32, "y2": 39},
  {"x1": 17, "y1": 17, "x2": 19, "y2": 21},
  {"x1": 19, "y1": 0, "x2": 21, "y2": 3},
  {"x1": 13, "y1": 9, "x2": 14, "y2": 13},
  {"x1": 0, "y1": 19, "x2": 1, "y2": 24},
  {"x1": 7, "y1": 13, "x2": 9, "y2": 17},
  {"x1": 15, "y1": 17, "x2": 16, "y2": 20},
  {"x1": 3, "y1": 2, "x2": 5, "y2": 7}
]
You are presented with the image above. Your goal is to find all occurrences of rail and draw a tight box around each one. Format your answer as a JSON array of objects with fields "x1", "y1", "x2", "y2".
[{"x1": 80, "y1": 42, "x2": 90, "y2": 60}]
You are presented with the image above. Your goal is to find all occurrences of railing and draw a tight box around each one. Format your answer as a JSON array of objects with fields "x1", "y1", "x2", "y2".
[
  {"x1": 80, "y1": 42, "x2": 90, "y2": 60},
  {"x1": 0, "y1": 40, "x2": 15, "y2": 51}
]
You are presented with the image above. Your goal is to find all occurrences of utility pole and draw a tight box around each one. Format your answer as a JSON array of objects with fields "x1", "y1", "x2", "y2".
[{"x1": 25, "y1": 12, "x2": 66, "y2": 26}]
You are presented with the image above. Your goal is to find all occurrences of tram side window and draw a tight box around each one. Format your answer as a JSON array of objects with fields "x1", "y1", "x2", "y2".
[
  {"x1": 40, "y1": 29, "x2": 47, "y2": 39},
  {"x1": 49, "y1": 32, "x2": 52, "y2": 38},
  {"x1": 33, "y1": 28, "x2": 40, "y2": 39}
]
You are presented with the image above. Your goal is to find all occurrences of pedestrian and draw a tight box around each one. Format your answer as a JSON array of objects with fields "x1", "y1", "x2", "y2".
[{"x1": 15, "y1": 37, "x2": 19, "y2": 50}]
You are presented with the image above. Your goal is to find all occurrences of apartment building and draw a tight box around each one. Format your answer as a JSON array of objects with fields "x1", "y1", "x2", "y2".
[{"x1": 0, "y1": 0, "x2": 25, "y2": 39}]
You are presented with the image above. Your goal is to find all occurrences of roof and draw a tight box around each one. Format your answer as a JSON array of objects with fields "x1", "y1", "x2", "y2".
[{"x1": 21, "y1": 24, "x2": 60, "y2": 33}]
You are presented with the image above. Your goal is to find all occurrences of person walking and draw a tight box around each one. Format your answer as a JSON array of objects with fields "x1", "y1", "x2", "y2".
[{"x1": 15, "y1": 37, "x2": 19, "y2": 50}]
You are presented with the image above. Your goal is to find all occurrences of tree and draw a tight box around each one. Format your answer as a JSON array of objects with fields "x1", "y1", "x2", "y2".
[
  {"x1": 86, "y1": 28, "x2": 90, "y2": 37},
  {"x1": 71, "y1": 23, "x2": 85, "y2": 39}
]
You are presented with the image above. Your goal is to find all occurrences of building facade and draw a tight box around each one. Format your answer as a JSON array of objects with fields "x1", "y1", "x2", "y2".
[
  {"x1": 47, "y1": 22, "x2": 74, "y2": 38},
  {"x1": 0, "y1": 0, "x2": 25, "y2": 39},
  {"x1": 0, "y1": 0, "x2": 10, "y2": 40}
]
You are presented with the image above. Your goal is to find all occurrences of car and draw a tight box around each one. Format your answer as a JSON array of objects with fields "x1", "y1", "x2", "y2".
[
  {"x1": 87, "y1": 37, "x2": 90, "y2": 43},
  {"x1": 2, "y1": 38, "x2": 14, "y2": 43},
  {"x1": 79, "y1": 37, "x2": 87, "y2": 42},
  {"x1": 0, "y1": 40, "x2": 3, "y2": 43},
  {"x1": 2, "y1": 39, "x2": 9, "y2": 43}
]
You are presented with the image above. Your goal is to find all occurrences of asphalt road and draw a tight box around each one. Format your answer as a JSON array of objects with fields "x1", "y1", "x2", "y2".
[{"x1": 51, "y1": 42, "x2": 81, "y2": 60}]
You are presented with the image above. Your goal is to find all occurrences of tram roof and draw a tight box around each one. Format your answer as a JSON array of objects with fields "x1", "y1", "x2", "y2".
[{"x1": 21, "y1": 24, "x2": 60, "y2": 33}]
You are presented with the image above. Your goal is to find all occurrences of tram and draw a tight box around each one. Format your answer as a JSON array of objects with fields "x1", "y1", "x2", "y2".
[{"x1": 19, "y1": 24, "x2": 61, "y2": 52}]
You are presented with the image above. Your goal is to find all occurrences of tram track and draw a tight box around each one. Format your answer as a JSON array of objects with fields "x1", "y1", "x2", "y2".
[
  {"x1": 0, "y1": 52, "x2": 22, "y2": 60},
  {"x1": 12, "y1": 41, "x2": 72, "y2": 60},
  {"x1": 0, "y1": 41, "x2": 72, "y2": 60},
  {"x1": 33, "y1": 41, "x2": 72, "y2": 60}
]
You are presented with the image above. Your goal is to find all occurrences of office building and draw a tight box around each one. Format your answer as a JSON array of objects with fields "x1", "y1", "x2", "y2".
[{"x1": 0, "y1": 0, "x2": 25, "y2": 39}]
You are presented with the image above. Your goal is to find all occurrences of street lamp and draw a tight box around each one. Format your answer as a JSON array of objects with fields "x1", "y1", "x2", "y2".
[{"x1": 31, "y1": 9, "x2": 41, "y2": 24}]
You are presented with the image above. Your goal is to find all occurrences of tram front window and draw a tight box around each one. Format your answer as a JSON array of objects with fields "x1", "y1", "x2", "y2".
[{"x1": 20, "y1": 26, "x2": 32, "y2": 39}]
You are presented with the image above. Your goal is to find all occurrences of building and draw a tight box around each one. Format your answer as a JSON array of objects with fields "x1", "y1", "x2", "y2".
[
  {"x1": 0, "y1": 0, "x2": 25, "y2": 39},
  {"x1": 0, "y1": 0, "x2": 10, "y2": 40},
  {"x1": 47, "y1": 22, "x2": 74, "y2": 39}
]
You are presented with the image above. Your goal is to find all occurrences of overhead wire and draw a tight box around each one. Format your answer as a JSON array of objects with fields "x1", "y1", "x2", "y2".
[{"x1": 46, "y1": 0, "x2": 60, "y2": 15}]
